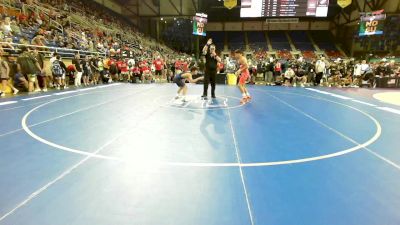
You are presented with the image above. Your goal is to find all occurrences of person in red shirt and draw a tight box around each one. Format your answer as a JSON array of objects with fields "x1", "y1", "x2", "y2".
[
  {"x1": 116, "y1": 59, "x2": 123, "y2": 71},
  {"x1": 217, "y1": 62, "x2": 224, "y2": 73},
  {"x1": 108, "y1": 58, "x2": 119, "y2": 82},
  {"x1": 119, "y1": 59, "x2": 129, "y2": 82},
  {"x1": 139, "y1": 60, "x2": 147, "y2": 73},
  {"x1": 131, "y1": 65, "x2": 141, "y2": 83},
  {"x1": 18, "y1": 14, "x2": 28, "y2": 24},
  {"x1": 107, "y1": 57, "x2": 116, "y2": 68},
  {"x1": 181, "y1": 60, "x2": 189, "y2": 72},
  {"x1": 153, "y1": 56, "x2": 164, "y2": 80},
  {"x1": 140, "y1": 60, "x2": 153, "y2": 82},
  {"x1": 174, "y1": 59, "x2": 182, "y2": 75},
  {"x1": 116, "y1": 58, "x2": 124, "y2": 81},
  {"x1": 67, "y1": 64, "x2": 76, "y2": 82}
]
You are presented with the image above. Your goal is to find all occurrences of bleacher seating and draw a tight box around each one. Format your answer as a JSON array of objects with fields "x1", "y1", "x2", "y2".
[
  {"x1": 325, "y1": 50, "x2": 343, "y2": 59},
  {"x1": 268, "y1": 31, "x2": 291, "y2": 51},
  {"x1": 227, "y1": 31, "x2": 245, "y2": 51},
  {"x1": 311, "y1": 31, "x2": 337, "y2": 51},
  {"x1": 289, "y1": 31, "x2": 314, "y2": 51},
  {"x1": 302, "y1": 50, "x2": 316, "y2": 60},
  {"x1": 277, "y1": 50, "x2": 292, "y2": 59},
  {"x1": 254, "y1": 50, "x2": 268, "y2": 60},
  {"x1": 0, "y1": 0, "x2": 176, "y2": 60},
  {"x1": 310, "y1": 31, "x2": 342, "y2": 59},
  {"x1": 207, "y1": 31, "x2": 225, "y2": 51},
  {"x1": 247, "y1": 31, "x2": 267, "y2": 51}
]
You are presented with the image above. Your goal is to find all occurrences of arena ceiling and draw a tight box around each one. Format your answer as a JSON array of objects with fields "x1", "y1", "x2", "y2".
[
  {"x1": 115, "y1": 0, "x2": 344, "y2": 22},
  {"x1": 110, "y1": 0, "x2": 399, "y2": 25}
]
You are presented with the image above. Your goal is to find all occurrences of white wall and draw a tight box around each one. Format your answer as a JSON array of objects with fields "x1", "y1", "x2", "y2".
[
  {"x1": 243, "y1": 21, "x2": 263, "y2": 31},
  {"x1": 207, "y1": 22, "x2": 224, "y2": 31},
  {"x1": 289, "y1": 22, "x2": 309, "y2": 30},
  {"x1": 267, "y1": 23, "x2": 290, "y2": 30},
  {"x1": 224, "y1": 22, "x2": 243, "y2": 31}
]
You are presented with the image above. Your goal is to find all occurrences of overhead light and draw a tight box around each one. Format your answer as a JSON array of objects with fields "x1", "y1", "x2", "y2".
[
  {"x1": 161, "y1": 17, "x2": 164, "y2": 20},
  {"x1": 174, "y1": 17, "x2": 177, "y2": 20}
]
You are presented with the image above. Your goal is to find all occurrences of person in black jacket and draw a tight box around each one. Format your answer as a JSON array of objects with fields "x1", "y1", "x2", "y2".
[
  {"x1": 57, "y1": 55, "x2": 68, "y2": 89},
  {"x1": 81, "y1": 55, "x2": 92, "y2": 86},
  {"x1": 375, "y1": 61, "x2": 389, "y2": 88},
  {"x1": 202, "y1": 38, "x2": 221, "y2": 99},
  {"x1": 72, "y1": 53, "x2": 82, "y2": 87}
]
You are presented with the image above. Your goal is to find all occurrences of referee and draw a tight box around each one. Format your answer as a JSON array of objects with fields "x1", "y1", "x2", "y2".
[{"x1": 202, "y1": 38, "x2": 221, "y2": 99}]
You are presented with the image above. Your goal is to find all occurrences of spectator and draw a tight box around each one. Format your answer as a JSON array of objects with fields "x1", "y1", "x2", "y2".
[
  {"x1": 10, "y1": 20, "x2": 21, "y2": 36},
  {"x1": 31, "y1": 34, "x2": 46, "y2": 46},
  {"x1": 265, "y1": 59, "x2": 274, "y2": 85},
  {"x1": 283, "y1": 67, "x2": 295, "y2": 86},
  {"x1": 90, "y1": 55, "x2": 100, "y2": 85},
  {"x1": 17, "y1": 47, "x2": 41, "y2": 92},
  {"x1": 72, "y1": 52, "x2": 82, "y2": 87},
  {"x1": 127, "y1": 57, "x2": 135, "y2": 80},
  {"x1": 33, "y1": 48, "x2": 48, "y2": 91},
  {"x1": 375, "y1": 61, "x2": 389, "y2": 88},
  {"x1": 51, "y1": 54, "x2": 66, "y2": 89},
  {"x1": 0, "y1": 56, "x2": 19, "y2": 96},
  {"x1": 360, "y1": 60, "x2": 370, "y2": 75},
  {"x1": 153, "y1": 56, "x2": 163, "y2": 82},
  {"x1": 315, "y1": 57, "x2": 326, "y2": 86},
  {"x1": 57, "y1": 55, "x2": 68, "y2": 89},
  {"x1": 352, "y1": 60, "x2": 362, "y2": 87},
  {"x1": 293, "y1": 67, "x2": 307, "y2": 87},
  {"x1": 273, "y1": 60, "x2": 282, "y2": 84},
  {"x1": 81, "y1": 55, "x2": 92, "y2": 86},
  {"x1": 362, "y1": 62, "x2": 375, "y2": 87},
  {"x1": 109, "y1": 58, "x2": 118, "y2": 82},
  {"x1": 97, "y1": 56, "x2": 109, "y2": 83},
  {"x1": 131, "y1": 63, "x2": 141, "y2": 83},
  {"x1": 119, "y1": 58, "x2": 129, "y2": 82}
]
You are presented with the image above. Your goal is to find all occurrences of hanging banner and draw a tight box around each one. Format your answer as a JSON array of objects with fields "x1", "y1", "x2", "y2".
[
  {"x1": 359, "y1": 11, "x2": 386, "y2": 36},
  {"x1": 337, "y1": 0, "x2": 352, "y2": 8},
  {"x1": 224, "y1": 0, "x2": 237, "y2": 10},
  {"x1": 193, "y1": 13, "x2": 208, "y2": 36}
]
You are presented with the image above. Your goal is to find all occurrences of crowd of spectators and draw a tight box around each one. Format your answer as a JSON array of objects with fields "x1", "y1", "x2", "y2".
[
  {"x1": 234, "y1": 55, "x2": 400, "y2": 88},
  {"x1": 242, "y1": 42, "x2": 398, "y2": 88},
  {"x1": 0, "y1": 0, "x2": 195, "y2": 96},
  {"x1": 0, "y1": 46, "x2": 200, "y2": 96}
]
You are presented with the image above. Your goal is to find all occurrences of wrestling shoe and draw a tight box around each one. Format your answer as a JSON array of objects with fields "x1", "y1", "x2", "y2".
[{"x1": 246, "y1": 96, "x2": 252, "y2": 102}]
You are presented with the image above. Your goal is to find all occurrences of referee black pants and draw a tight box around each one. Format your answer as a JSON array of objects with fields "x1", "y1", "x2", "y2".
[{"x1": 203, "y1": 69, "x2": 217, "y2": 97}]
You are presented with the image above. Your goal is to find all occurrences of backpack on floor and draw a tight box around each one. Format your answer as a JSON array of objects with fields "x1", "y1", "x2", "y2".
[{"x1": 52, "y1": 60, "x2": 64, "y2": 76}]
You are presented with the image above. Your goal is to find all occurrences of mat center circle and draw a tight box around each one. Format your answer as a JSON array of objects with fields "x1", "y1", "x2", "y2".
[{"x1": 156, "y1": 95, "x2": 244, "y2": 110}]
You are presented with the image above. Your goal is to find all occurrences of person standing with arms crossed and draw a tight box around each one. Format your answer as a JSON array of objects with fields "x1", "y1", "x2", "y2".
[{"x1": 202, "y1": 38, "x2": 221, "y2": 99}]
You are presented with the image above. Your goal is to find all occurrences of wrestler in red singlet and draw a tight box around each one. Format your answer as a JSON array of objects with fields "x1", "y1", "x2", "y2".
[{"x1": 234, "y1": 49, "x2": 252, "y2": 104}]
